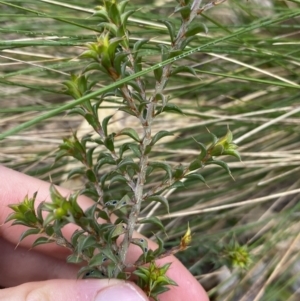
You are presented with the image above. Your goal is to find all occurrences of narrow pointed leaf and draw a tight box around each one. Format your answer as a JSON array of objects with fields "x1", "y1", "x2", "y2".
[
  {"x1": 131, "y1": 238, "x2": 149, "y2": 253},
  {"x1": 118, "y1": 128, "x2": 140, "y2": 142},
  {"x1": 185, "y1": 173, "x2": 206, "y2": 184},
  {"x1": 186, "y1": 23, "x2": 205, "y2": 37},
  {"x1": 171, "y1": 66, "x2": 197, "y2": 76},
  {"x1": 189, "y1": 159, "x2": 202, "y2": 171},
  {"x1": 151, "y1": 130, "x2": 173, "y2": 146},
  {"x1": 157, "y1": 103, "x2": 183, "y2": 115},
  {"x1": 19, "y1": 228, "x2": 42, "y2": 243},
  {"x1": 32, "y1": 236, "x2": 54, "y2": 248},
  {"x1": 146, "y1": 195, "x2": 169, "y2": 213},
  {"x1": 102, "y1": 115, "x2": 113, "y2": 136},
  {"x1": 139, "y1": 216, "x2": 164, "y2": 230},
  {"x1": 206, "y1": 159, "x2": 234, "y2": 180},
  {"x1": 160, "y1": 20, "x2": 176, "y2": 43},
  {"x1": 223, "y1": 149, "x2": 242, "y2": 161},
  {"x1": 67, "y1": 254, "x2": 83, "y2": 264},
  {"x1": 133, "y1": 39, "x2": 149, "y2": 57},
  {"x1": 89, "y1": 252, "x2": 108, "y2": 267},
  {"x1": 67, "y1": 167, "x2": 85, "y2": 179},
  {"x1": 148, "y1": 161, "x2": 172, "y2": 182},
  {"x1": 104, "y1": 135, "x2": 115, "y2": 152}
]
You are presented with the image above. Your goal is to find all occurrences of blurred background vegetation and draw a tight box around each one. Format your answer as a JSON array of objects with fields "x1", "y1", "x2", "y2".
[{"x1": 1, "y1": 0, "x2": 300, "y2": 300}]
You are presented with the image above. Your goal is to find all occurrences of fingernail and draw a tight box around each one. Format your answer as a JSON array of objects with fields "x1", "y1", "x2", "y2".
[{"x1": 95, "y1": 283, "x2": 147, "y2": 301}]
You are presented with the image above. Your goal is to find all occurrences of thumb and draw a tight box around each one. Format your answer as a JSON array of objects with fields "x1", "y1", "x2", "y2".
[{"x1": 0, "y1": 279, "x2": 149, "y2": 301}]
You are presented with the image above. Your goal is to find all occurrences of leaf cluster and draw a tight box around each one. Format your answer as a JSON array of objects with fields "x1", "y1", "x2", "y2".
[{"x1": 4, "y1": 0, "x2": 242, "y2": 299}]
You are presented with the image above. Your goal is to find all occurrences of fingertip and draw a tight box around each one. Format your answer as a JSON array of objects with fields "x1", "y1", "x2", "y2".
[
  {"x1": 0, "y1": 279, "x2": 149, "y2": 301},
  {"x1": 95, "y1": 282, "x2": 148, "y2": 301}
]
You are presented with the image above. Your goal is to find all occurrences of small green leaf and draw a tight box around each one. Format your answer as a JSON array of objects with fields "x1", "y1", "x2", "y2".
[
  {"x1": 148, "y1": 161, "x2": 172, "y2": 182},
  {"x1": 83, "y1": 62, "x2": 107, "y2": 73},
  {"x1": 118, "y1": 128, "x2": 140, "y2": 142},
  {"x1": 175, "y1": 5, "x2": 191, "y2": 19},
  {"x1": 114, "y1": 52, "x2": 128, "y2": 74},
  {"x1": 146, "y1": 195, "x2": 169, "y2": 214},
  {"x1": 127, "y1": 80, "x2": 142, "y2": 93},
  {"x1": 36, "y1": 202, "x2": 44, "y2": 222},
  {"x1": 42, "y1": 213, "x2": 56, "y2": 227},
  {"x1": 133, "y1": 39, "x2": 149, "y2": 58},
  {"x1": 153, "y1": 235, "x2": 165, "y2": 257},
  {"x1": 108, "y1": 2, "x2": 121, "y2": 25},
  {"x1": 86, "y1": 169, "x2": 97, "y2": 183},
  {"x1": 209, "y1": 132, "x2": 218, "y2": 145},
  {"x1": 19, "y1": 228, "x2": 42, "y2": 243},
  {"x1": 129, "y1": 143, "x2": 142, "y2": 157},
  {"x1": 68, "y1": 107, "x2": 86, "y2": 117},
  {"x1": 173, "y1": 165, "x2": 185, "y2": 179},
  {"x1": 156, "y1": 103, "x2": 183, "y2": 115},
  {"x1": 160, "y1": 20, "x2": 176, "y2": 43},
  {"x1": 154, "y1": 67, "x2": 163, "y2": 82},
  {"x1": 131, "y1": 237, "x2": 149, "y2": 253},
  {"x1": 96, "y1": 156, "x2": 116, "y2": 170},
  {"x1": 94, "y1": 138, "x2": 104, "y2": 146},
  {"x1": 157, "y1": 44, "x2": 169, "y2": 62},
  {"x1": 154, "y1": 93, "x2": 166, "y2": 107},
  {"x1": 32, "y1": 236, "x2": 54, "y2": 248},
  {"x1": 111, "y1": 223, "x2": 127, "y2": 238},
  {"x1": 170, "y1": 181, "x2": 185, "y2": 189},
  {"x1": 89, "y1": 252, "x2": 108, "y2": 267},
  {"x1": 210, "y1": 144, "x2": 224, "y2": 156},
  {"x1": 67, "y1": 167, "x2": 85, "y2": 179},
  {"x1": 110, "y1": 174, "x2": 128, "y2": 185},
  {"x1": 185, "y1": 23, "x2": 204, "y2": 37},
  {"x1": 119, "y1": 142, "x2": 131, "y2": 158},
  {"x1": 101, "y1": 247, "x2": 118, "y2": 264},
  {"x1": 70, "y1": 230, "x2": 85, "y2": 246},
  {"x1": 98, "y1": 22, "x2": 118, "y2": 37},
  {"x1": 104, "y1": 135, "x2": 115, "y2": 152},
  {"x1": 118, "y1": 106, "x2": 137, "y2": 117},
  {"x1": 171, "y1": 66, "x2": 197, "y2": 77},
  {"x1": 133, "y1": 267, "x2": 149, "y2": 281},
  {"x1": 189, "y1": 159, "x2": 202, "y2": 171},
  {"x1": 77, "y1": 235, "x2": 97, "y2": 253},
  {"x1": 97, "y1": 209, "x2": 110, "y2": 221},
  {"x1": 206, "y1": 159, "x2": 234, "y2": 180},
  {"x1": 121, "y1": 9, "x2": 136, "y2": 26},
  {"x1": 105, "y1": 195, "x2": 130, "y2": 211},
  {"x1": 44, "y1": 225, "x2": 54, "y2": 237},
  {"x1": 168, "y1": 49, "x2": 183, "y2": 59},
  {"x1": 82, "y1": 269, "x2": 105, "y2": 279},
  {"x1": 144, "y1": 145, "x2": 152, "y2": 155},
  {"x1": 185, "y1": 173, "x2": 206, "y2": 184},
  {"x1": 93, "y1": 8, "x2": 110, "y2": 21},
  {"x1": 223, "y1": 149, "x2": 242, "y2": 161},
  {"x1": 139, "y1": 216, "x2": 164, "y2": 230},
  {"x1": 67, "y1": 254, "x2": 83, "y2": 264},
  {"x1": 180, "y1": 35, "x2": 198, "y2": 50},
  {"x1": 134, "y1": 56, "x2": 142, "y2": 73},
  {"x1": 151, "y1": 130, "x2": 173, "y2": 146},
  {"x1": 118, "y1": 157, "x2": 140, "y2": 172},
  {"x1": 102, "y1": 115, "x2": 114, "y2": 137},
  {"x1": 84, "y1": 113, "x2": 100, "y2": 131},
  {"x1": 194, "y1": 140, "x2": 207, "y2": 162}
]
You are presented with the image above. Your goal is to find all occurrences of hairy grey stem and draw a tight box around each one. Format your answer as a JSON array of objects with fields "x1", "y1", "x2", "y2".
[{"x1": 117, "y1": 0, "x2": 211, "y2": 275}]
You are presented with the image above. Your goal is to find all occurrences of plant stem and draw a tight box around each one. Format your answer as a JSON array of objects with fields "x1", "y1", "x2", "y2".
[{"x1": 117, "y1": 0, "x2": 207, "y2": 275}]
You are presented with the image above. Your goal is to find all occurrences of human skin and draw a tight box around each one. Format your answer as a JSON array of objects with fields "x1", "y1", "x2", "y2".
[{"x1": 0, "y1": 165, "x2": 209, "y2": 301}]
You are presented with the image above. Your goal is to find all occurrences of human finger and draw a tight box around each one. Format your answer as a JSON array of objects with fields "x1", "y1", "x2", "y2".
[
  {"x1": 0, "y1": 279, "x2": 148, "y2": 301},
  {"x1": 0, "y1": 166, "x2": 209, "y2": 301},
  {"x1": 0, "y1": 238, "x2": 78, "y2": 287}
]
